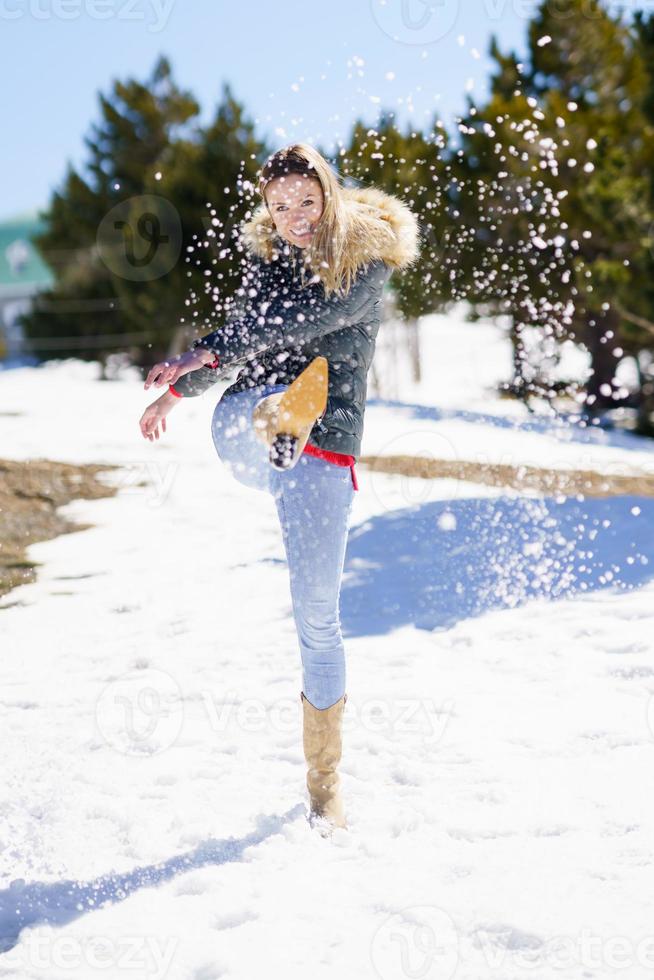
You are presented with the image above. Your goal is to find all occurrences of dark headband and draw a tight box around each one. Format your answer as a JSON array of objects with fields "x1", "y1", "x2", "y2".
[{"x1": 259, "y1": 153, "x2": 316, "y2": 192}]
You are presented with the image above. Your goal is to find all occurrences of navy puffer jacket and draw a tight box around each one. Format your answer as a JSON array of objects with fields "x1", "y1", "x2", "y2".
[{"x1": 171, "y1": 186, "x2": 420, "y2": 458}]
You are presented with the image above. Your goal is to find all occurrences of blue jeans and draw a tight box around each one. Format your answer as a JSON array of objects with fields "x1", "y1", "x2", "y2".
[{"x1": 211, "y1": 385, "x2": 355, "y2": 709}]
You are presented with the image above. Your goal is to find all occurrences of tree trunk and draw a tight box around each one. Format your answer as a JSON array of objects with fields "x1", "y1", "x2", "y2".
[
  {"x1": 167, "y1": 324, "x2": 190, "y2": 358},
  {"x1": 407, "y1": 318, "x2": 421, "y2": 384},
  {"x1": 584, "y1": 306, "x2": 621, "y2": 415},
  {"x1": 369, "y1": 357, "x2": 381, "y2": 399},
  {"x1": 507, "y1": 311, "x2": 532, "y2": 408},
  {"x1": 509, "y1": 315, "x2": 526, "y2": 389},
  {"x1": 635, "y1": 351, "x2": 654, "y2": 436}
]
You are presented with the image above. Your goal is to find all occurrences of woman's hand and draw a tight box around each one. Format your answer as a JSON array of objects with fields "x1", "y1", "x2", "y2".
[
  {"x1": 139, "y1": 390, "x2": 178, "y2": 441},
  {"x1": 143, "y1": 348, "x2": 215, "y2": 391}
]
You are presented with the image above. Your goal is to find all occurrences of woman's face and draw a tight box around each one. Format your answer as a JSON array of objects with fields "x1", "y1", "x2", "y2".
[{"x1": 264, "y1": 174, "x2": 325, "y2": 249}]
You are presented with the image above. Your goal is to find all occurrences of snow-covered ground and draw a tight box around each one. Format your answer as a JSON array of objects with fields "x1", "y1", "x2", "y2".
[{"x1": 1, "y1": 310, "x2": 654, "y2": 980}]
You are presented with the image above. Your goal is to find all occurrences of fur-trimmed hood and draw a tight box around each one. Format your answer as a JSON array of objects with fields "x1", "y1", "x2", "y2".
[{"x1": 239, "y1": 184, "x2": 421, "y2": 271}]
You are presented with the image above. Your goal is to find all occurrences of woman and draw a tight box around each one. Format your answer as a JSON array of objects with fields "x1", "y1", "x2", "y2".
[{"x1": 140, "y1": 143, "x2": 420, "y2": 834}]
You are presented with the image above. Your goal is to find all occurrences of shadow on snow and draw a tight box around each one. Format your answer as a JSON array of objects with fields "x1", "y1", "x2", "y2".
[
  {"x1": 341, "y1": 493, "x2": 654, "y2": 637},
  {"x1": 0, "y1": 806, "x2": 303, "y2": 955}
]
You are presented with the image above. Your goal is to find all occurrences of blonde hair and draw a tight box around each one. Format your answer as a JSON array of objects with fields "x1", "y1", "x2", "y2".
[{"x1": 258, "y1": 142, "x2": 359, "y2": 298}]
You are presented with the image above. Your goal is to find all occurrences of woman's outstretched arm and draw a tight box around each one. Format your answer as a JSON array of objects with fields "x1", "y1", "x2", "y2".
[
  {"x1": 157, "y1": 257, "x2": 390, "y2": 398},
  {"x1": 144, "y1": 259, "x2": 271, "y2": 397},
  {"x1": 191, "y1": 258, "x2": 390, "y2": 366}
]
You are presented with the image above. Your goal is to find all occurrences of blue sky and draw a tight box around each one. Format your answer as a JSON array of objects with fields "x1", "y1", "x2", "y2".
[{"x1": 1, "y1": 0, "x2": 538, "y2": 222}]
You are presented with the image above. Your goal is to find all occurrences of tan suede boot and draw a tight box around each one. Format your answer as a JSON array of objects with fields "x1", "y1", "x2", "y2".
[
  {"x1": 301, "y1": 690, "x2": 348, "y2": 833},
  {"x1": 252, "y1": 356, "x2": 329, "y2": 471}
]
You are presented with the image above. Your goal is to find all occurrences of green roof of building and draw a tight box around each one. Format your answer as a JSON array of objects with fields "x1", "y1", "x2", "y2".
[{"x1": 0, "y1": 216, "x2": 54, "y2": 289}]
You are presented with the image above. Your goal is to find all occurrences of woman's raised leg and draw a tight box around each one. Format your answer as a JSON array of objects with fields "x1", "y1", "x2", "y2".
[{"x1": 211, "y1": 384, "x2": 287, "y2": 492}]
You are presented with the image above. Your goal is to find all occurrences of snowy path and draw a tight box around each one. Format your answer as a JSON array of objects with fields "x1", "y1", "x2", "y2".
[{"x1": 1, "y1": 342, "x2": 654, "y2": 979}]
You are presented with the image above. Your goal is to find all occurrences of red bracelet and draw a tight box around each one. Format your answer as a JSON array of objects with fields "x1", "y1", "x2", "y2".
[
  {"x1": 168, "y1": 385, "x2": 182, "y2": 398},
  {"x1": 205, "y1": 355, "x2": 220, "y2": 369}
]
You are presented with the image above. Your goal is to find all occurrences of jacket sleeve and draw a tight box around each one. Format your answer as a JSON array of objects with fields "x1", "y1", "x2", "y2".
[
  {"x1": 189, "y1": 258, "x2": 391, "y2": 366},
  {"x1": 168, "y1": 359, "x2": 229, "y2": 398},
  {"x1": 169, "y1": 259, "x2": 270, "y2": 398}
]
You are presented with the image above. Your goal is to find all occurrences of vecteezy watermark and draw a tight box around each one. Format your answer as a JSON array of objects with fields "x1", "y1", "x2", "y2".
[
  {"x1": 364, "y1": 441, "x2": 654, "y2": 512},
  {"x1": 1, "y1": 932, "x2": 178, "y2": 980},
  {"x1": 369, "y1": 0, "x2": 649, "y2": 45},
  {"x1": 0, "y1": 0, "x2": 175, "y2": 32},
  {"x1": 474, "y1": 925, "x2": 654, "y2": 972},
  {"x1": 96, "y1": 688, "x2": 453, "y2": 754},
  {"x1": 370, "y1": 0, "x2": 460, "y2": 45},
  {"x1": 371, "y1": 905, "x2": 459, "y2": 980},
  {"x1": 97, "y1": 195, "x2": 182, "y2": 282},
  {"x1": 97, "y1": 459, "x2": 180, "y2": 508},
  {"x1": 95, "y1": 667, "x2": 184, "y2": 756},
  {"x1": 201, "y1": 692, "x2": 454, "y2": 745},
  {"x1": 366, "y1": 427, "x2": 461, "y2": 512}
]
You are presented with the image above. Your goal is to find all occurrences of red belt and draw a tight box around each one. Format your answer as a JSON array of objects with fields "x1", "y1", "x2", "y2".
[{"x1": 302, "y1": 443, "x2": 359, "y2": 490}]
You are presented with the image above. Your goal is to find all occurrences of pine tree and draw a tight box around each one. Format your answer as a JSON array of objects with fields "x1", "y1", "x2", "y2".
[
  {"x1": 339, "y1": 111, "x2": 449, "y2": 384},
  {"x1": 449, "y1": 0, "x2": 654, "y2": 427},
  {"x1": 525, "y1": 0, "x2": 653, "y2": 423},
  {"x1": 20, "y1": 60, "x2": 269, "y2": 372},
  {"x1": 163, "y1": 82, "x2": 270, "y2": 355},
  {"x1": 22, "y1": 57, "x2": 199, "y2": 367}
]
